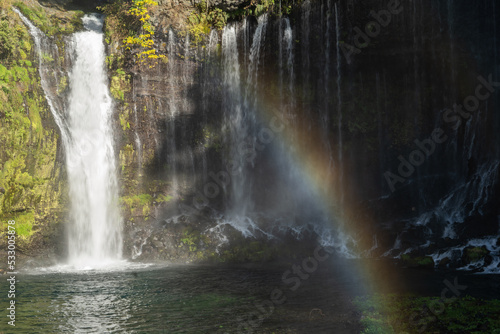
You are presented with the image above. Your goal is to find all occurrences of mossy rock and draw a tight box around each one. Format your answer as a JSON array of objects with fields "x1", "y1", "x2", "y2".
[
  {"x1": 461, "y1": 246, "x2": 490, "y2": 265},
  {"x1": 400, "y1": 254, "x2": 435, "y2": 269}
]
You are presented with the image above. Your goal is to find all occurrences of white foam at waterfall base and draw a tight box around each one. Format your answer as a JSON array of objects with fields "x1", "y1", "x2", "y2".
[{"x1": 26, "y1": 261, "x2": 158, "y2": 275}]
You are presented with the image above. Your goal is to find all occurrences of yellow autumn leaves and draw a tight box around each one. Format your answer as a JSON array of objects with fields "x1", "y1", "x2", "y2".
[{"x1": 123, "y1": 0, "x2": 166, "y2": 62}]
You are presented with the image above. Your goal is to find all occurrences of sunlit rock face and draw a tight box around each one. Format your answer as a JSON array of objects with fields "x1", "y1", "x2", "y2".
[{"x1": 114, "y1": 0, "x2": 499, "y2": 267}]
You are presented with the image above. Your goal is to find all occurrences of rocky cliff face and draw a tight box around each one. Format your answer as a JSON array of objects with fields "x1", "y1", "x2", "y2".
[
  {"x1": 0, "y1": 1, "x2": 83, "y2": 262},
  {"x1": 2, "y1": 0, "x2": 498, "y2": 269},
  {"x1": 110, "y1": 0, "x2": 500, "y2": 269}
]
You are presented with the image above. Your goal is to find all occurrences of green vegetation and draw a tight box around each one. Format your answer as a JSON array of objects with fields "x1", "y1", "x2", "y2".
[
  {"x1": 0, "y1": 4, "x2": 65, "y2": 252},
  {"x1": 227, "y1": 0, "x2": 295, "y2": 20},
  {"x1": 400, "y1": 254, "x2": 435, "y2": 269},
  {"x1": 354, "y1": 294, "x2": 500, "y2": 334},
  {"x1": 56, "y1": 75, "x2": 67, "y2": 95},
  {"x1": 180, "y1": 227, "x2": 208, "y2": 253},
  {"x1": 120, "y1": 193, "x2": 172, "y2": 219},
  {"x1": 157, "y1": 194, "x2": 173, "y2": 202},
  {"x1": 99, "y1": 0, "x2": 166, "y2": 66},
  {"x1": 11, "y1": 211, "x2": 35, "y2": 239},
  {"x1": 120, "y1": 193, "x2": 152, "y2": 216},
  {"x1": 186, "y1": 3, "x2": 228, "y2": 44},
  {"x1": 110, "y1": 68, "x2": 130, "y2": 101},
  {"x1": 462, "y1": 246, "x2": 490, "y2": 264},
  {"x1": 186, "y1": 0, "x2": 297, "y2": 45},
  {"x1": 14, "y1": 2, "x2": 83, "y2": 37},
  {"x1": 119, "y1": 104, "x2": 131, "y2": 130},
  {"x1": 198, "y1": 125, "x2": 222, "y2": 151}
]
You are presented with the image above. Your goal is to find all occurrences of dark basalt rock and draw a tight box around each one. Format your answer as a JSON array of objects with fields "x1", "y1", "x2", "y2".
[
  {"x1": 399, "y1": 225, "x2": 430, "y2": 249},
  {"x1": 455, "y1": 214, "x2": 499, "y2": 240},
  {"x1": 437, "y1": 257, "x2": 451, "y2": 269},
  {"x1": 447, "y1": 250, "x2": 463, "y2": 269}
]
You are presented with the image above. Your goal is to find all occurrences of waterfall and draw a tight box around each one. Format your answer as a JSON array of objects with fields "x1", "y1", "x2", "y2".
[
  {"x1": 224, "y1": 14, "x2": 268, "y2": 220},
  {"x1": 17, "y1": 10, "x2": 123, "y2": 266},
  {"x1": 246, "y1": 13, "x2": 268, "y2": 111},
  {"x1": 135, "y1": 134, "x2": 142, "y2": 171},
  {"x1": 335, "y1": 3, "x2": 344, "y2": 206},
  {"x1": 65, "y1": 14, "x2": 122, "y2": 265},
  {"x1": 279, "y1": 18, "x2": 284, "y2": 104},
  {"x1": 13, "y1": 8, "x2": 69, "y2": 143},
  {"x1": 200, "y1": 30, "x2": 219, "y2": 184},
  {"x1": 494, "y1": 0, "x2": 500, "y2": 159},
  {"x1": 301, "y1": 0, "x2": 311, "y2": 128},
  {"x1": 184, "y1": 35, "x2": 197, "y2": 189},
  {"x1": 241, "y1": 18, "x2": 250, "y2": 68},
  {"x1": 283, "y1": 17, "x2": 299, "y2": 195},
  {"x1": 167, "y1": 30, "x2": 178, "y2": 193},
  {"x1": 323, "y1": 0, "x2": 333, "y2": 177},
  {"x1": 283, "y1": 18, "x2": 294, "y2": 105},
  {"x1": 222, "y1": 25, "x2": 246, "y2": 216}
]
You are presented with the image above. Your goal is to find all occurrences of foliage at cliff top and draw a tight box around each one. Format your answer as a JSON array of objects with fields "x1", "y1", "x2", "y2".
[
  {"x1": 229, "y1": 0, "x2": 294, "y2": 18},
  {"x1": 99, "y1": 0, "x2": 166, "y2": 65},
  {"x1": 186, "y1": 0, "x2": 294, "y2": 44},
  {"x1": 186, "y1": 4, "x2": 227, "y2": 45},
  {"x1": 13, "y1": 1, "x2": 83, "y2": 36}
]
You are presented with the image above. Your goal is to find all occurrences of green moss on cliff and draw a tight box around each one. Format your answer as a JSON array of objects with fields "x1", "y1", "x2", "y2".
[
  {"x1": 462, "y1": 246, "x2": 490, "y2": 264},
  {"x1": 0, "y1": 4, "x2": 64, "y2": 254},
  {"x1": 400, "y1": 254, "x2": 435, "y2": 269},
  {"x1": 14, "y1": 1, "x2": 83, "y2": 36},
  {"x1": 120, "y1": 193, "x2": 172, "y2": 220}
]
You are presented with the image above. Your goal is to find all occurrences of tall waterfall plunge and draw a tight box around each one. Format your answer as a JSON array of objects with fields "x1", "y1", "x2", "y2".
[
  {"x1": 16, "y1": 11, "x2": 122, "y2": 266},
  {"x1": 65, "y1": 15, "x2": 122, "y2": 265}
]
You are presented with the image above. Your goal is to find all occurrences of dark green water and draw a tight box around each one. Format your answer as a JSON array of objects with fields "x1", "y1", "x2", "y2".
[
  {"x1": 2, "y1": 261, "x2": 498, "y2": 333},
  {"x1": 0, "y1": 263, "x2": 364, "y2": 333}
]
